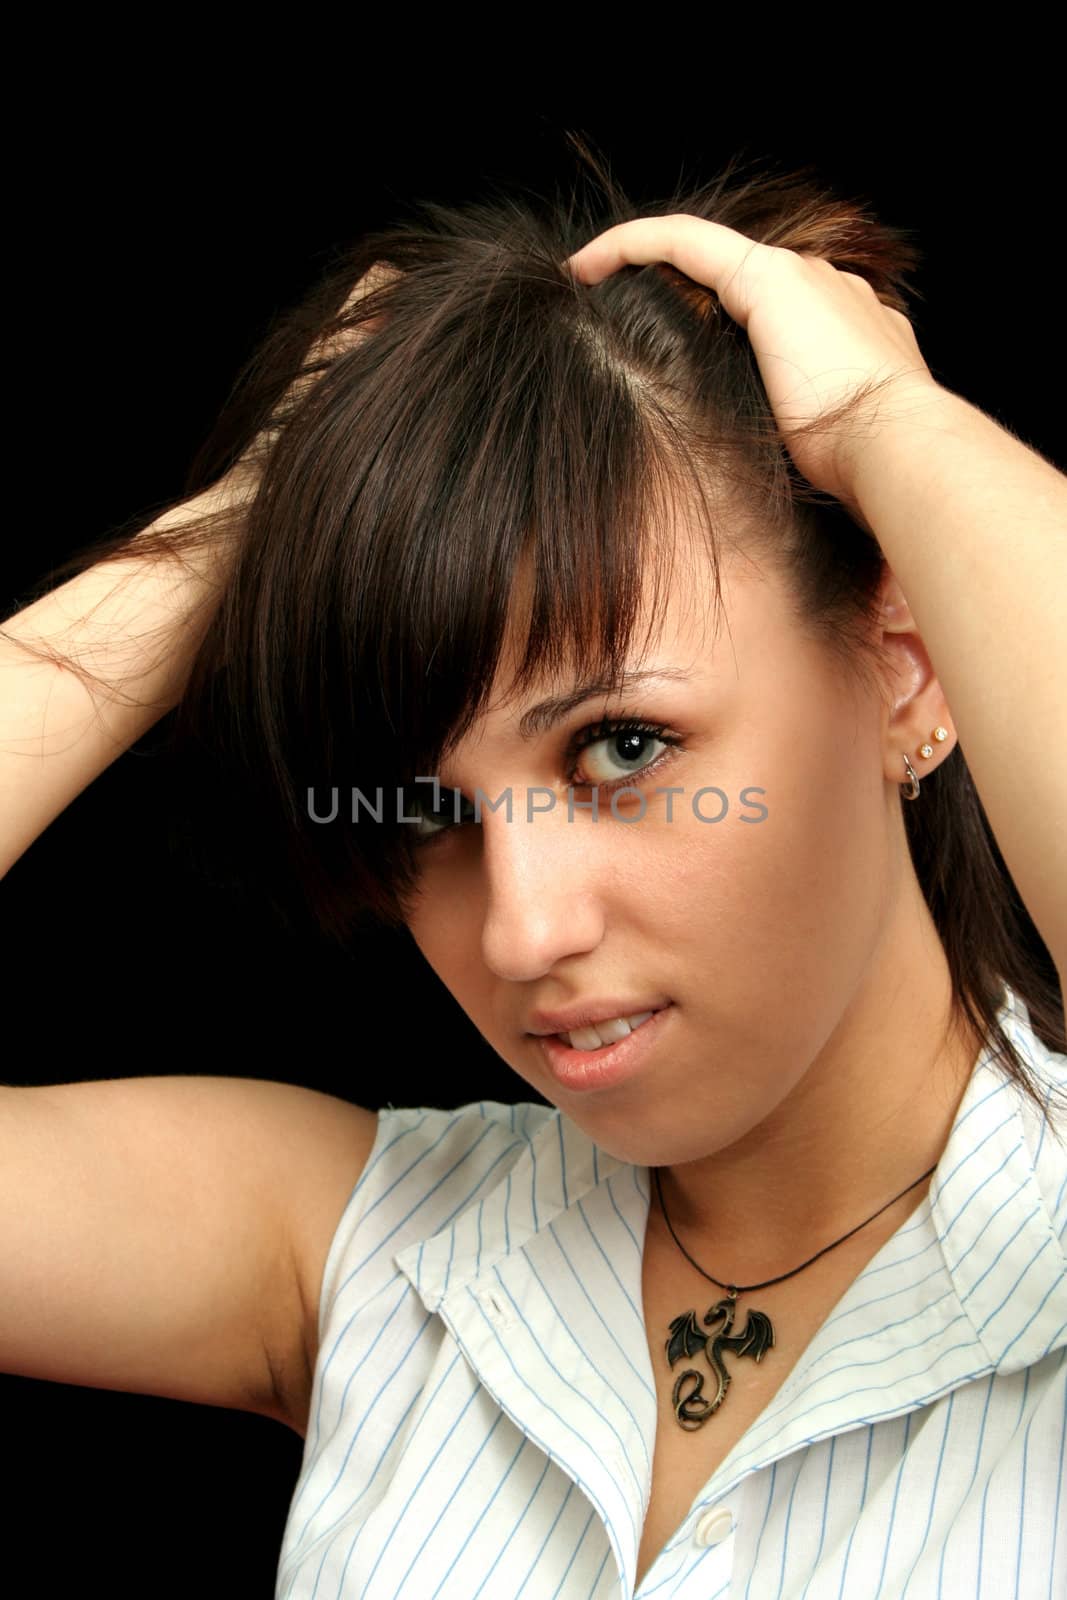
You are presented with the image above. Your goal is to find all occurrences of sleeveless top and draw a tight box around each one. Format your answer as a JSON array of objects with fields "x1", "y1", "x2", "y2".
[{"x1": 274, "y1": 983, "x2": 1067, "y2": 1598}]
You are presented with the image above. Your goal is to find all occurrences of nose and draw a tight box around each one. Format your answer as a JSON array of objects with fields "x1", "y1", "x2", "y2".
[{"x1": 478, "y1": 786, "x2": 606, "y2": 982}]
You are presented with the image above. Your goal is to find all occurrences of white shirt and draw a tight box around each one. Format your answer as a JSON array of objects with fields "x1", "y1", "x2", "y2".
[{"x1": 275, "y1": 983, "x2": 1067, "y2": 1598}]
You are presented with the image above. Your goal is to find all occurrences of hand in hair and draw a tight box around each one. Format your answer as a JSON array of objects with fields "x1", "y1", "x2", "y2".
[
  {"x1": 223, "y1": 259, "x2": 403, "y2": 498},
  {"x1": 563, "y1": 214, "x2": 950, "y2": 515}
]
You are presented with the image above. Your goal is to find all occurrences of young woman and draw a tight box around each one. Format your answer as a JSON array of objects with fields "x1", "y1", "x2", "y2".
[{"x1": 2, "y1": 143, "x2": 1065, "y2": 1597}]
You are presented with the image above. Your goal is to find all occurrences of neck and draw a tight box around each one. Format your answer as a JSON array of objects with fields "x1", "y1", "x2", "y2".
[{"x1": 649, "y1": 902, "x2": 984, "y2": 1277}]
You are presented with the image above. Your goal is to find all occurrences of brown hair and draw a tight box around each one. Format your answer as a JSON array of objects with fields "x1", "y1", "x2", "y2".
[{"x1": 7, "y1": 134, "x2": 1065, "y2": 1130}]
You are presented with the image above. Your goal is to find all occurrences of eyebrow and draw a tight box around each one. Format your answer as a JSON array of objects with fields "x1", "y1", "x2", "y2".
[{"x1": 517, "y1": 669, "x2": 694, "y2": 740}]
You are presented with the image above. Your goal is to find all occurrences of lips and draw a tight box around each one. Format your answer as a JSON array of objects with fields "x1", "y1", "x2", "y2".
[
  {"x1": 525, "y1": 998, "x2": 672, "y2": 1037},
  {"x1": 536, "y1": 1002, "x2": 673, "y2": 1093}
]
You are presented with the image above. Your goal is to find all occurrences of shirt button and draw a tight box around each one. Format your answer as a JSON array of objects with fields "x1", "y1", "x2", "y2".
[{"x1": 694, "y1": 1507, "x2": 734, "y2": 1547}]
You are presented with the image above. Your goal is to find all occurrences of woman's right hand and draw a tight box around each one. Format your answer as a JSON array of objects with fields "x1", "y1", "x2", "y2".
[
  {"x1": 142, "y1": 259, "x2": 402, "y2": 544},
  {"x1": 0, "y1": 259, "x2": 402, "y2": 877},
  {"x1": 211, "y1": 258, "x2": 401, "y2": 510}
]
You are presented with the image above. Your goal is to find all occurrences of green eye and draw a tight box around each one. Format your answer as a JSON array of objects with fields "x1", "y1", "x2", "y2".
[
  {"x1": 406, "y1": 713, "x2": 684, "y2": 851},
  {"x1": 564, "y1": 716, "x2": 682, "y2": 791},
  {"x1": 407, "y1": 784, "x2": 476, "y2": 844},
  {"x1": 570, "y1": 724, "x2": 669, "y2": 786}
]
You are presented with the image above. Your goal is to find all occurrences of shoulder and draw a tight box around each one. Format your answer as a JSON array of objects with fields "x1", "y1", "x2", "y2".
[
  {"x1": 282, "y1": 1097, "x2": 556, "y2": 1434},
  {"x1": 316, "y1": 1098, "x2": 558, "y2": 1284}
]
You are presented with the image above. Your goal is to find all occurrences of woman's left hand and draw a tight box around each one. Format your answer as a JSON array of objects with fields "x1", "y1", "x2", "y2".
[{"x1": 563, "y1": 214, "x2": 949, "y2": 509}]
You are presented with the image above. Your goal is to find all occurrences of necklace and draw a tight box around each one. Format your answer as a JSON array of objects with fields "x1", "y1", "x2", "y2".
[{"x1": 653, "y1": 1160, "x2": 939, "y2": 1430}]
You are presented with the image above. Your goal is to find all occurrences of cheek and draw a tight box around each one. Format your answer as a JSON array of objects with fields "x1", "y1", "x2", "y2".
[
  {"x1": 406, "y1": 871, "x2": 489, "y2": 1004},
  {"x1": 665, "y1": 715, "x2": 891, "y2": 1035}
]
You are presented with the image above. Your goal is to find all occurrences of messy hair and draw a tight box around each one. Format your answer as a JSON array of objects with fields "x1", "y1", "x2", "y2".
[{"x1": 7, "y1": 133, "x2": 1064, "y2": 1128}]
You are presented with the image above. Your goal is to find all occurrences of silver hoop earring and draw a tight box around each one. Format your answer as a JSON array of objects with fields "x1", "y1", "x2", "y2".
[{"x1": 901, "y1": 753, "x2": 921, "y2": 800}]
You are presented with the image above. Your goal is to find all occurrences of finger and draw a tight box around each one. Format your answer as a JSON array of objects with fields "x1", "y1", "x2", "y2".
[
  {"x1": 310, "y1": 260, "x2": 403, "y2": 369},
  {"x1": 563, "y1": 215, "x2": 772, "y2": 324},
  {"x1": 564, "y1": 215, "x2": 728, "y2": 281},
  {"x1": 340, "y1": 259, "x2": 403, "y2": 315}
]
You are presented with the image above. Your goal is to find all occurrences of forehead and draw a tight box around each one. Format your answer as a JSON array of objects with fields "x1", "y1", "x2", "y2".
[{"x1": 473, "y1": 515, "x2": 785, "y2": 738}]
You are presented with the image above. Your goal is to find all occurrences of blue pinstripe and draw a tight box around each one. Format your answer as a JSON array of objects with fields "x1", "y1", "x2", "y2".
[{"x1": 276, "y1": 984, "x2": 1067, "y2": 1597}]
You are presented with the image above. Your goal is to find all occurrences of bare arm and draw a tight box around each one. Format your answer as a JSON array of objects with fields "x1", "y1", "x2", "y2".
[
  {"x1": 0, "y1": 475, "x2": 246, "y2": 878},
  {"x1": 849, "y1": 392, "x2": 1067, "y2": 985},
  {"x1": 0, "y1": 259, "x2": 396, "y2": 879},
  {"x1": 0, "y1": 260, "x2": 399, "y2": 1437},
  {"x1": 0, "y1": 1075, "x2": 380, "y2": 1436}
]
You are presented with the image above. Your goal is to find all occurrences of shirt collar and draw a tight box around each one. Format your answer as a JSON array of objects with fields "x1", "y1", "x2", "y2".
[
  {"x1": 397, "y1": 983, "x2": 1065, "y2": 1350},
  {"x1": 393, "y1": 983, "x2": 1067, "y2": 1592}
]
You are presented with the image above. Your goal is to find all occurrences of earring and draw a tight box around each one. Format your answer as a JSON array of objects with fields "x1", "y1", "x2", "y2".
[
  {"x1": 917, "y1": 726, "x2": 949, "y2": 760},
  {"x1": 901, "y1": 753, "x2": 921, "y2": 800}
]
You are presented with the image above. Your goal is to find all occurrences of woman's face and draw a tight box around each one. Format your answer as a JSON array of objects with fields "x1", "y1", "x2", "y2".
[{"x1": 403, "y1": 523, "x2": 931, "y2": 1172}]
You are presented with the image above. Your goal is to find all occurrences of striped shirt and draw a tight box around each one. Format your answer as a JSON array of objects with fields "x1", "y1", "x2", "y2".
[{"x1": 275, "y1": 983, "x2": 1067, "y2": 1598}]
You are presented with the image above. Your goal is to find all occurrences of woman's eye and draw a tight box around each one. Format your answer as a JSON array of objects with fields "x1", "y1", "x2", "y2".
[
  {"x1": 570, "y1": 723, "x2": 671, "y2": 787},
  {"x1": 407, "y1": 785, "x2": 475, "y2": 842},
  {"x1": 406, "y1": 719, "x2": 680, "y2": 849}
]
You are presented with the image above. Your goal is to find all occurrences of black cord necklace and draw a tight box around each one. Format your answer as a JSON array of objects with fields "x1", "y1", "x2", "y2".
[{"x1": 653, "y1": 1161, "x2": 939, "y2": 1431}]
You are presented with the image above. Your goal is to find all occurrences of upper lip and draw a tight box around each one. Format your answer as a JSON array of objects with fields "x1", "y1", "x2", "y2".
[{"x1": 525, "y1": 998, "x2": 672, "y2": 1036}]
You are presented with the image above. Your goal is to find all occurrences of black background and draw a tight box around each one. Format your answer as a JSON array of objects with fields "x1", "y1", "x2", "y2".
[{"x1": 3, "y1": 71, "x2": 1061, "y2": 1598}]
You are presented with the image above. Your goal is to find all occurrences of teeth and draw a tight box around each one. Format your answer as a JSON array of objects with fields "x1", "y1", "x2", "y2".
[{"x1": 562, "y1": 1011, "x2": 654, "y2": 1051}]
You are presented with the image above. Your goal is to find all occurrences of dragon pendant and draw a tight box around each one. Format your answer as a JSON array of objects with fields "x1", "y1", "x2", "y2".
[{"x1": 664, "y1": 1288, "x2": 776, "y2": 1430}]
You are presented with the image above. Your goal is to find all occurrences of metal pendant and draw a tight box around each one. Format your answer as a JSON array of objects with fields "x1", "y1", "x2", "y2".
[{"x1": 664, "y1": 1288, "x2": 776, "y2": 1430}]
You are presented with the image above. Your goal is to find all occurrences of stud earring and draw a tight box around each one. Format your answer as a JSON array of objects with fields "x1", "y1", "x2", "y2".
[{"x1": 917, "y1": 726, "x2": 949, "y2": 760}]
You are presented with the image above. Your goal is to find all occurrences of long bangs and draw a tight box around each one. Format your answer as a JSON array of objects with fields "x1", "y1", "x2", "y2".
[{"x1": 239, "y1": 250, "x2": 734, "y2": 933}]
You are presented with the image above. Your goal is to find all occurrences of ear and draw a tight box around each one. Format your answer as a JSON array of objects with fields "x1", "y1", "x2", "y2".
[{"x1": 875, "y1": 567, "x2": 958, "y2": 785}]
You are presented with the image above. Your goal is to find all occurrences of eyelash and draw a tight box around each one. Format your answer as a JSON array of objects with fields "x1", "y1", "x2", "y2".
[
  {"x1": 411, "y1": 710, "x2": 684, "y2": 849},
  {"x1": 564, "y1": 712, "x2": 683, "y2": 790}
]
